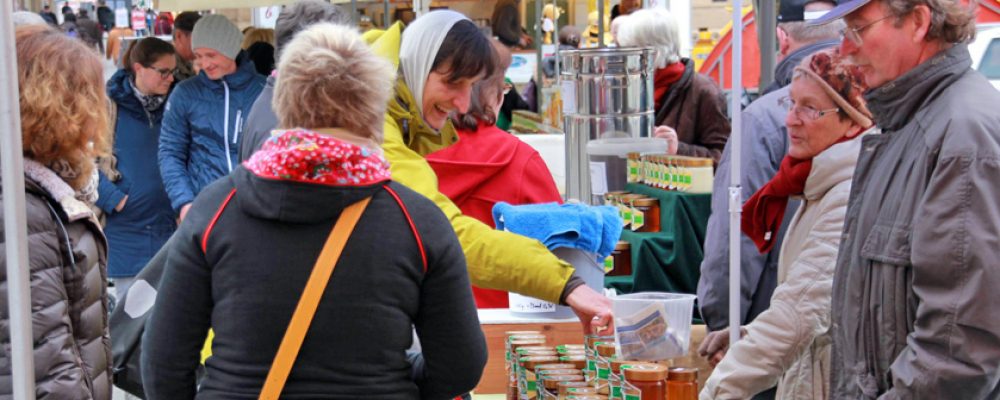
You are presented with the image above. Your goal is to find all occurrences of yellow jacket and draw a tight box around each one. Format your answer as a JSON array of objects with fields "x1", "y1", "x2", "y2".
[{"x1": 366, "y1": 23, "x2": 573, "y2": 303}]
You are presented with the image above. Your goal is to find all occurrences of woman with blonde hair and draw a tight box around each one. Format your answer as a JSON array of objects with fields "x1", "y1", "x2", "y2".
[
  {"x1": 142, "y1": 22, "x2": 486, "y2": 399},
  {"x1": 1, "y1": 24, "x2": 112, "y2": 399}
]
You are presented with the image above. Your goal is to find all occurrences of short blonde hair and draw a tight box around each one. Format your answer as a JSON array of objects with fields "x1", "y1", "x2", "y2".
[
  {"x1": 273, "y1": 23, "x2": 395, "y2": 144},
  {"x1": 616, "y1": 8, "x2": 681, "y2": 68},
  {"x1": 17, "y1": 25, "x2": 110, "y2": 190},
  {"x1": 241, "y1": 28, "x2": 275, "y2": 49}
]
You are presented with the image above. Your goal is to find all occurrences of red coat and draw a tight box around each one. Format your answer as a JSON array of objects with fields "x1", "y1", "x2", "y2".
[{"x1": 427, "y1": 122, "x2": 562, "y2": 308}]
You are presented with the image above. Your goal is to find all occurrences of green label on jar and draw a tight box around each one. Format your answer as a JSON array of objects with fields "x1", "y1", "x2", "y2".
[
  {"x1": 625, "y1": 394, "x2": 641, "y2": 400},
  {"x1": 598, "y1": 367, "x2": 610, "y2": 379},
  {"x1": 632, "y1": 211, "x2": 644, "y2": 230},
  {"x1": 527, "y1": 380, "x2": 535, "y2": 391},
  {"x1": 612, "y1": 386, "x2": 622, "y2": 399},
  {"x1": 604, "y1": 256, "x2": 614, "y2": 274},
  {"x1": 587, "y1": 359, "x2": 596, "y2": 371}
]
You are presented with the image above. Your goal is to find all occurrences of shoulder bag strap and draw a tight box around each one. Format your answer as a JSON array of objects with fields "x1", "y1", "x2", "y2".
[{"x1": 258, "y1": 196, "x2": 372, "y2": 400}]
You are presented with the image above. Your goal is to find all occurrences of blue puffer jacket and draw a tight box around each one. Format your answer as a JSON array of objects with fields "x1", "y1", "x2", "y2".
[
  {"x1": 97, "y1": 69, "x2": 177, "y2": 278},
  {"x1": 158, "y1": 53, "x2": 265, "y2": 212}
]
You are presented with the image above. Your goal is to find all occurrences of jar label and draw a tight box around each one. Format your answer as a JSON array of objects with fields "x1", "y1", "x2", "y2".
[
  {"x1": 611, "y1": 386, "x2": 622, "y2": 399},
  {"x1": 632, "y1": 209, "x2": 644, "y2": 231},
  {"x1": 625, "y1": 394, "x2": 641, "y2": 400},
  {"x1": 598, "y1": 366, "x2": 610, "y2": 379},
  {"x1": 623, "y1": 208, "x2": 633, "y2": 226},
  {"x1": 604, "y1": 256, "x2": 614, "y2": 274}
]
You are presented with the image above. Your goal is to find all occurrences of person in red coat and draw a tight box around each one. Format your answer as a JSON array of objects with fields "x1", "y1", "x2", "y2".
[{"x1": 427, "y1": 38, "x2": 562, "y2": 308}]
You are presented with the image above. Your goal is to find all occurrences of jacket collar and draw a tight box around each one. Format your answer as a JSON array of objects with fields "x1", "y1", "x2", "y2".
[
  {"x1": 864, "y1": 44, "x2": 971, "y2": 132},
  {"x1": 194, "y1": 52, "x2": 261, "y2": 90},
  {"x1": 387, "y1": 77, "x2": 459, "y2": 156},
  {"x1": 803, "y1": 128, "x2": 873, "y2": 201}
]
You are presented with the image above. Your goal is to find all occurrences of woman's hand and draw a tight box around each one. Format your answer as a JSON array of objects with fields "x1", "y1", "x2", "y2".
[
  {"x1": 698, "y1": 327, "x2": 747, "y2": 367},
  {"x1": 654, "y1": 125, "x2": 679, "y2": 155}
]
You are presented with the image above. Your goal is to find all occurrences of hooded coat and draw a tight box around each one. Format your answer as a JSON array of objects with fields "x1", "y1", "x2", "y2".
[
  {"x1": 97, "y1": 69, "x2": 177, "y2": 278},
  {"x1": 427, "y1": 122, "x2": 562, "y2": 308},
  {"x1": 654, "y1": 58, "x2": 731, "y2": 163},
  {"x1": 365, "y1": 20, "x2": 577, "y2": 304},
  {"x1": 141, "y1": 131, "x2": 485, "y2": 399},
  {"x1": 0, "y1": 163, "x2": 111, "y2": 399},
  {"x1": 701, "y1": 133, "x2": 867, "y2": 400},
  {"x1": 158, "y1": 53, "x2": 265, "y2": 213}
]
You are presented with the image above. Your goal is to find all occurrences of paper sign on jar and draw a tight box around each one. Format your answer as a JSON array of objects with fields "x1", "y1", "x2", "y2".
[{"x1": 509, "y1": 293, "x2": 557, "y2": 313}]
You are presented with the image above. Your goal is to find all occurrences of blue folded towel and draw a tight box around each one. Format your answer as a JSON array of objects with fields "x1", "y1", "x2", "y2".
[{"x1": 493, "y1": 202, "x2": 623, "y2": 259}]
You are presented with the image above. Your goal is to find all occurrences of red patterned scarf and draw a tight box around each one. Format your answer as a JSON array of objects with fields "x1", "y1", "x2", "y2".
[{"x1": 244, "y1": 129, "x2": 391, "y2": 186}]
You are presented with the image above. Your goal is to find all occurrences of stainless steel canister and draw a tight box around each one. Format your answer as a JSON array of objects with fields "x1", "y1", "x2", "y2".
[{"x1": 560, "y1": 47, "x2": 655, "y2": 203}]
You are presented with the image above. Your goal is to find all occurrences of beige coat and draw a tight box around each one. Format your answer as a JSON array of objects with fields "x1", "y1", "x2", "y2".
[{"x1": 700, "y1": 133, "x2": 866, "y2": 400}]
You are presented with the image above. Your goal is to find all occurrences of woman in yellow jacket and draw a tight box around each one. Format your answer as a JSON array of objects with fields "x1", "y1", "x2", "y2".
[{"x1": 366, "y1": 10, "x2": 611, "y2": 331}]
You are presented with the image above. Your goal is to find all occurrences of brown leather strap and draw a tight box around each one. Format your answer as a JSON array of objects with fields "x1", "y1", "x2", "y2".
[{"x1": 259, "y1": 197, "x2": 372, "y2": 400}]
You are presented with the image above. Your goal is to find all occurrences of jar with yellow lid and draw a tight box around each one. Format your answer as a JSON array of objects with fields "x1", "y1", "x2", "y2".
[
  {"x1": 605, "y1": 241, "x2": 631, "y2": 277},
  {"x1": 630, "y1": 197, "x2": 660, "y2": 233},
  {"x1": 622, "y1": 363, "x2": 668, "y2": 400},
  {"x1": 687, "y1": 157, "x2": 714, "y2": 194}
]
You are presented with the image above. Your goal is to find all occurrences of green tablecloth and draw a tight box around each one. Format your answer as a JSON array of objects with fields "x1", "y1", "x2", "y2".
[{"x1": 604, "y1": 183, "x2": 712, "y2": 296}]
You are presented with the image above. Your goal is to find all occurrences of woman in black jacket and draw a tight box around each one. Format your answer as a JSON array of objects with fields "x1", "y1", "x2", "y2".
[{"x1": 141, "y1": 22, "x2": 486, "y2": 399}]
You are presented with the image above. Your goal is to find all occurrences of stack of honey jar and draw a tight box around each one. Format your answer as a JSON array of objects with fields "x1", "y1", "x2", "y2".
[
  {"x1": 505, "y1": 331, "x2": 698, "y2": 399},
  {"x1": 626, "y1": 153, "x2": 714, "y2": 194}
]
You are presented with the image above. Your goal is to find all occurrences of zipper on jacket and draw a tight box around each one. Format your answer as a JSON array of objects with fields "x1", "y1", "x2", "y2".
[
  {"x1": 223, "y1": 81, "x2": 233, "y2": 172},
  {"x1": 234, "y1": 109, "x2": 242, "y2": 147}
]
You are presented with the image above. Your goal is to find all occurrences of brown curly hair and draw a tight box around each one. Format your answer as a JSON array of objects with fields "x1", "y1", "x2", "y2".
[{"x1": 16, "y1": 25, "x2": 110, "y2": 190}]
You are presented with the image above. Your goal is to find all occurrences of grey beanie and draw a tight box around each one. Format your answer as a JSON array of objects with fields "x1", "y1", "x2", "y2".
[{"x1": 191, "y1": 15, "x2": 242, "y2": 60}]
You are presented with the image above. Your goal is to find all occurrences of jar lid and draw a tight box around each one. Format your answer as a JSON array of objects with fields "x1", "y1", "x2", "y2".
[
  {"x1": 622, "y1": 363, "x2": 669, "y2": 381},
  {"x1": 520, "y1": 356, "x2": 560, "y2": 369},
  {"x1": 610, "y1": 359, "x2": 633, "y2": 373},
  {"x1": 689, "y1": 157, "x2": 714, "y2": 167},
  {"x1": 505, "y1": 330, "x2": 541, "y2": 337},
  {"x1": 559, "y1": 349, "x2": 586, "y2": 356},
  {"x1": 614, "y1": 241, "x2": 630, "y2": 251},
  {"x1": 515, "y1": 346, "x2": 554, "y2": 354},
  {"x1": 510, "y1": 340, "x2": 546, "y2": 349},
  {"x1": 559, "y1": 355, "x2": 588, "y2": 369},
  {"x1": 556, "y1": 344, "x2": 586, "y2": 352},
  {"x1": 519, "y1": 350, "x2": 558, "y2": 357},
  {"x1": 543, "y1": 374, "x2": 585, "y2": 389},
  {"x1": 585, "y1": 335, "x2": 615, "y2": 348},
  {"x1": 537, "y1": 368, "x2": 583, "y2": 377},
  {"x1": 535, "y1": 363, "x2": 578, "y2": 372},
  {"x1": 596, "y1": 343, "x2": 617, "y2": 357},
  {"x1": 668, "y1": 367, "x2": 698, "y2": 382},
  {"x1": 561, "y1": 385, "x2": 599, "y2": 395},
  {"x1": 632, "y1": 197, "x2": 658, "y2": 207},
  {"x1": 563, "y1": 395, "x2": 606, "y2": 400}
]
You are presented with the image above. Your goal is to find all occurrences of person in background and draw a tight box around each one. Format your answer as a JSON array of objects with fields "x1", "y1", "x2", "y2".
[
  {"x1": 131, "y1": 6, "x2": 147, "y2": 36},
  {"x1": 61, "y1": 1, "x2": 72, "y2": 16},
  {"x1": 76, "y1": 9, "x2": 103, "y2": 53},
  {"x1": 98, "y1": 37, "x2": 178, "y2": 300},
  {"x1": 39, "y1": 4, "x2": 58, "y2": 25},
  {"x1": 700, "y1": 48, "x2": 873, "y2": 400},
  {"x1": 239, "y1": 0, "x2": 351, "y2": 162},
  {"x1": 171, "y1": 11, "x2": 201, "y2": 81},
  {"x1": 3, "y1": 24, "x2": 112, "y2": 400},
  {"x1": 695, "y1": 4, "x2": 843, "y2": 399},
  {"x1": 542, "y1": 25, "x2": 581, "y2": 79},
  {"x1": 367, "y1": 10, "x2": 613, "y2": 332},
  {"x1": 492, "y1": 0, "x2": 531, "y2": 48},
  {"x1": 154, "y1": 11, "x2": 173, "y2": 35},
  {"x1": 616, "y1": 8, "x2": 731, "y2": 163},
  {"x1": 61, "y1": 12, "x2": 79, "y2": 37},
  {"x1": 241, "y1": 27, "x2": 276, "y2": 76},
  {"x1": 142, "y1": 22, "x2": 486, "y2": 399},
  {"x1": 812, "y1": 0, "x2": 1000, "y2": 396},
  {"x1": 426, "y1": 38, "x2": 562, "y2": 309},
  {"x1": 96, "y1": 0, "x2": 114, "y2": 31},
  {"x1": 15, "y1": 10, "x2": 47, "y2": 26},
  {"x1": 158, "y1": 14, "x2": 265, "y2": 223}
]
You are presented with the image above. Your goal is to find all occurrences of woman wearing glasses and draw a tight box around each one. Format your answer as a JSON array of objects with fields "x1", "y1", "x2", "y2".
[
  {"x1": 699, "y1": 48, "x2": 875, "y2": 400},
  {"x1": 97, "y1": 37, "x2": 179, "y2": 299}
]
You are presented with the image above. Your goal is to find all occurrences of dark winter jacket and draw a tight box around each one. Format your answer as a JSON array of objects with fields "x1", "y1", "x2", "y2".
[
  {"x1": 159, "y1": 53, "x2": 265, "y2": 212},
  {"x1": 97, "y1": 6, "x2": 114, "y2": 31},
  {"x1": 142, "y1": 143, "x2": 485, "y2": 398},
  {"x1": 97, "y1": 69, "x2": 177, "y2": 278},
  {"x1": 831, "y1": 43, "x2": 1000, "y2": 399},
  {"x1": 238, "y1": 75, "x2": 276, "y2": 163},
  {"x1": 0, "y1": 163, "x2": 111, "y2": 399},
  {"x1": 654, "y1": 58, "x2": 731, "y2": 163}
]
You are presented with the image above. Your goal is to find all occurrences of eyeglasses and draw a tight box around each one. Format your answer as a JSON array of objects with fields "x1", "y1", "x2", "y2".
[
  {"x1": 146, "y1": 65, "x2": 177, "y2": 79},
  {"x1": 840, "y1": 14, "x2": 893, "y2": 46},
  {"x1": 778, "y1": 96, "x2": 839, "y2": 121}
]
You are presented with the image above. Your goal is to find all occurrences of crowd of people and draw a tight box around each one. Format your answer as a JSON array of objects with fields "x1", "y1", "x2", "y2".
[{"x1": 3, "y1": 0, "x2": 1000, "y2": 398}]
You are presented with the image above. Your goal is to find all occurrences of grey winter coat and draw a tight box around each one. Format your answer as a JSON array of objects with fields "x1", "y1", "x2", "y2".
[
  {"x1": 0, "y1": 163, "x2": 111, "y2": 399},
  {"x1": 830, "y1": 44, "x2": 1000, "y2": 399}
]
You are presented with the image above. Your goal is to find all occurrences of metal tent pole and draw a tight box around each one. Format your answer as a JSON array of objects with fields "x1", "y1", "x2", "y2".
[
  {"x1": 597, "y1": 0, "x2": 605, "y2": 48},
  {"x1": 535, "y1": 0, "x2": 543, "y2": 84},
  {"x1": 0, "y1": 6, "x2": 38, "y2": 400},
  {"x1": 728, "y1": 0, "x2": 745, "y2": 345},
  {"x1": 757, "y1": 0, "x2": 776, "y2": 92},
  {"x1": 351, "y1": 0, "x2": 357, "y2": 24},
  {"x1": 383, "y1": 0, "x2": 389, "y2": 28}
]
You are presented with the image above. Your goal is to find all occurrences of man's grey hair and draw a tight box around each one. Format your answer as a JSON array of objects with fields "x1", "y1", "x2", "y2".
[
  {"x1": 274, "y1": 0, "x2": 352, "y2": 56},
  {"x1": 882, "y1": 0, "x2": 976, "y2": 44},
  {"x1": 616, "y1": 8, "x2": 681, "y2": 68},
  {"x1": 13, "y1": 11, "x2": 46, "y2": 27}
]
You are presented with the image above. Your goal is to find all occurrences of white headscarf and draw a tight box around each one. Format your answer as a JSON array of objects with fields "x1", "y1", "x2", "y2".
[{"x1": 399, "y1": 10, "x2": 468, "y2": 116}]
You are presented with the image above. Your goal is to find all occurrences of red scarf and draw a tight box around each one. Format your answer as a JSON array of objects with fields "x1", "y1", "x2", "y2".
[
  {"x1": 653, "y1": 62, "x2": 686, "y2": 111},
  {"x1": 741, "y1": 155, "x2": 812, "y2": 253},
  {"x1": 244, "y1": 129, "x2": 391, "y2": 186}
]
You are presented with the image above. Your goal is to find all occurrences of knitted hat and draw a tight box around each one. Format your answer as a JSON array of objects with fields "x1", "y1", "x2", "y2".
[{"x1": 191, "y1": 15, "x2": 242, "y2": 60}]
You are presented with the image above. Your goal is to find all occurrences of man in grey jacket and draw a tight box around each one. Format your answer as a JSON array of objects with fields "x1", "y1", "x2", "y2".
[
  {"x1": 812, "y1": 0, "x2": 1000, "y2": 397},
  {"x1": 697, "y1": 0, "x2": 843, "y2": 353},
  {"x1": 239, "y1": 0, "x2": 350, "y2": 163}
]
